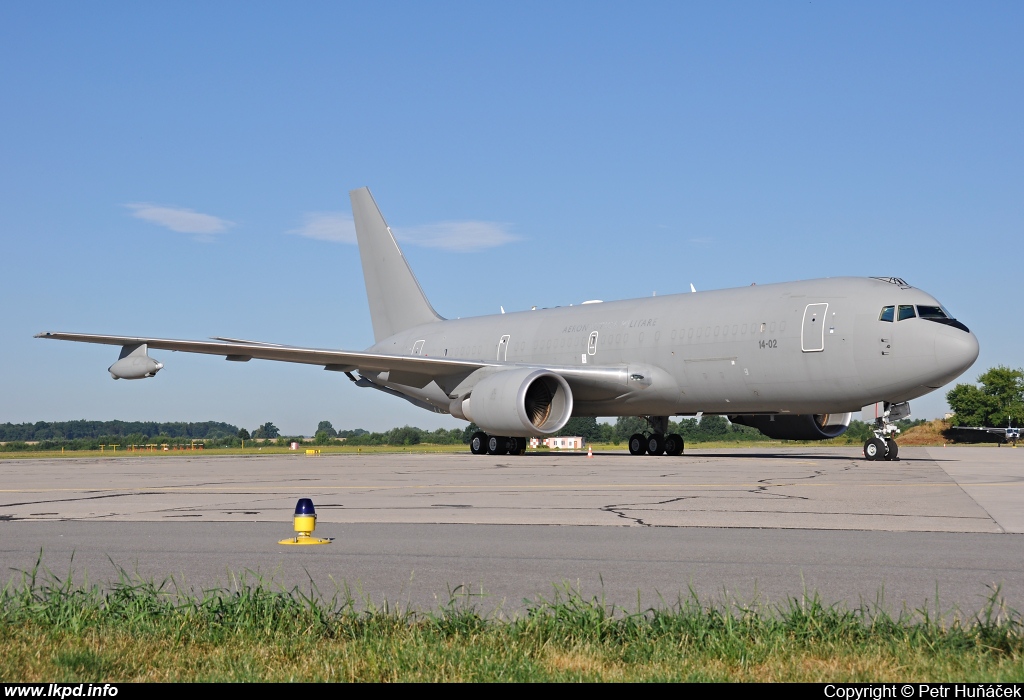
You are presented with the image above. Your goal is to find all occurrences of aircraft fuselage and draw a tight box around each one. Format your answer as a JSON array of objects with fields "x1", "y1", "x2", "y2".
[{"x1": 369, "y1": 276, "x2": 978, "y2": 419}]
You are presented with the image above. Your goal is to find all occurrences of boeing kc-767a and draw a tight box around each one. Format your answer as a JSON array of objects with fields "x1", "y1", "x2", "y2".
[{"x1": 37, "y1": 187, "x2": 980, "y2": 461}]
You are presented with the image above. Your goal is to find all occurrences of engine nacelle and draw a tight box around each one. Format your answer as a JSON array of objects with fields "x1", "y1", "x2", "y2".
[
  {"x1": 109, "y1": 343, "x2": 163, "y2": 380},
  {"x1": 457, "y1": 368, "x2": 573, "y2": 437},
  {"x1": 728, "y1": 413, "x2": 852, "y2": 441}
]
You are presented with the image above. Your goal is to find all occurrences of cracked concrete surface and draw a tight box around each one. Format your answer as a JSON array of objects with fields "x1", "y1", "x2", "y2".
[
  {"x1": 0, "y1": 446, "x2": 1019, "y2": 532},
  {"x1": 1, "y1": 446, "x2": 1022, "y2": 615}
]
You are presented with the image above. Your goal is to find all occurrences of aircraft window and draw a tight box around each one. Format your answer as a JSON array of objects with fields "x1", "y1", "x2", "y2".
[
  {"x1": 705, "y1": 326, "x2": 712, "y2": 337},
  {"x1": 655, "y1": 331, "x2": 660, "y2": 341},
  {"x1": 714, "y1": 326, "x2": 720, "y2": 336},
  {"x1": 770, "y1": 322, "x2": 776, "y2": 332},
  {"x1": 671, "y1": 329, "x2": 677, "y2": 340},
  {"x1": 759, "y1": 323, "x2": 766, "y2": 333},
  {"x1": 696, "y1": 328, "x2": 702, "y2": 338},
  {"x1": 732, "y1": 325, "x2": 738, "y2": 335},
  {"x1": 897, "y1": 305, "x2": 916, "y2": 321},
  {"x1": 917, "y1": 306, "x2": 948, "y2": 319},
  {"x1": 688, "y1": 328, "x2": 693, "y2": 338},
  {"x1": 780, "y1": 321, "x2": 786, "y2": 332},
  {"x1": 879, "y1": 306, "x2": 895, "y2": 322},
  {"x1": 624, "y1": 333, "x2": 629, "y2": 344},
  {"x1": 741, "y1": 324, "x2": 747, "y2": 334}
]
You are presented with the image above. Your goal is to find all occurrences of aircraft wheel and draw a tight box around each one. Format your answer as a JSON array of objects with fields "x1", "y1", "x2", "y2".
[
  {"x1": 508, "y1": 437, "x2": 526, "y2": 455},
  {"x1": 628, "y1": 433, "x2": 646, "y2": 456},
  {"x1": 884, "y1": 438, "x2": 899, "y2": 461},
  {"x1": 664, "y1": 433, "x2": 684, "y2": 456},
  {"x1": 487, "y1": 435, "x2": 509, "y2": 455},
  {"x1": 647, "y1": 433, "x2": 665, "y2": 456},
  {"x1": 864, "y1": 437, "x2": 886, "y2": 461},
  {"x1": 470, "y1": 431, "x2": 488, "y2": 455}
]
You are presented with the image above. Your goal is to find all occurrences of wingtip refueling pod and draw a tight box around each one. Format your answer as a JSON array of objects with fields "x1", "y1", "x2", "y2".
[{"x1": 108, "y1": 343, "x2": 163, "y2": 380}]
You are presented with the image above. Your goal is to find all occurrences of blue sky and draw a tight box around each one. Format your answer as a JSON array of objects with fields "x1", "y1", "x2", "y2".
[{"x1": 1, "y1": 2, "x2": 1021, "y2": 434}]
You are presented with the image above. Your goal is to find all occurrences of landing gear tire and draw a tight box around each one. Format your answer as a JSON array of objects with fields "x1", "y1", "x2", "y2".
[
  {"x1": 508, "y1": 437, "x2": 526, "y2": 455},
  {"x1": 864, "y1": 437, "x2": 886, "y2": 461},
  {"x1": 628, "y1": 433, "x2": 646, "y2": 456},
  {"x1": 884, "y1": 438, "x2": 899, "y2": 461},
  {"x1": 487, "y1": 435, "x2": 509, "y2": 455},
  {"x1": 646, "y1": 433, "x2": 665, "y2": 456},
  {"x1": 470, "y1": 431, "x2": 488, "y2": 455},
  {"x1": 664, "y1": 433, "x2": 684, "y2": 456}
]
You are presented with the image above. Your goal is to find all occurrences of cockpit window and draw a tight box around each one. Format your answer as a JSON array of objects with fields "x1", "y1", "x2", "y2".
[
  {"x1": 897, "y1": 305, "x2": 916, "y2": 321},
  {"x1": 879, "y1": 306, "x2": 894, "y2": 322},
  {"x1": 917, "y1": 306, "x2": 948, "y2": 319},
  {"x1": 917, "y1": 305, "x2": 971, "y2": 333}
]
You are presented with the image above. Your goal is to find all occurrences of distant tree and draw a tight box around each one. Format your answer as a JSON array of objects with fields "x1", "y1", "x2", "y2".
[
  {"x1": 314, "y1": 431, "x2": 334, "y2": 445},
  {"x1": 556, "y1": 417, "x2": 603, "y2": 443},
  {"x1": 237, "y1": 428, "x2": 251, "y2": 440},
  {"x1": 252, "y1": 422, "x2": 280, "y2": 440},
  {"x1": 338, "y1": 428, "x2": 368, "y2": 439},
  {"x1": 842, "y1": 420, "x2": 873, "y2": 443},
  {"x1": 386, "y1": 425, "x2": 422, "y2": 445},
  {"x1": 697, "y1": 415, "x2": 729, "y2": 436},
  {"x1": 947, "y1": 366, "x2": 1024, "y2": 427},
  {"x1": 613, "y1": 417, "x2": 648, "y2": 442},
  {"x1": 461, "y1": 423, "x2": 481, "y2": 443},
  {"x1": 316, "y1": 421, "x2": 337, "y2": 437}
]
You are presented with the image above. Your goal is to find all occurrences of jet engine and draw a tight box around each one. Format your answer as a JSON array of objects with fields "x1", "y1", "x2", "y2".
[
  {"x1": 454, "y1": 368, "x2": 573, "y2": 437},
  {"x1": 728, "y1": 413, "x2": 852, "y2": 441},
  {"x1": 108, "y1": 343, "x2": 163, "y2": 380}
]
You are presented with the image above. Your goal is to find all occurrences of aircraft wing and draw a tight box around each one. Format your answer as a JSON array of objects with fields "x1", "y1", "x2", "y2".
[
  {"x1": 34, "y1": 331, "x2": 634, "y2": 398},
  {"x1": 36, "y1": 333, "x2": 643, "y2": 405},
  {"x1": 35, "y1": 331, "x2": 490, "y2": 382}
]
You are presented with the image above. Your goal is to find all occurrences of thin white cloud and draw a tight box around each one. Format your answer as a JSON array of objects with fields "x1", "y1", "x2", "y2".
[
  {"x1": 393, "y1": 221, "x2": 519, "y2": 252},
  {"x1": 287, "y1": 212, "x2": 357, "y2": 243},
  {"x1": 289, "y1": 212, "x2": 518, "y2": 252},
  {"x1": 126, "y1": 203, "x2": 234, "y2": 235}
]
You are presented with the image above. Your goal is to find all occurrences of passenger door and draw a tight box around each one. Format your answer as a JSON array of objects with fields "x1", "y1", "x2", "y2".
[{"x1": 801, "y1": 303, "x2": 828, "y2": 352}]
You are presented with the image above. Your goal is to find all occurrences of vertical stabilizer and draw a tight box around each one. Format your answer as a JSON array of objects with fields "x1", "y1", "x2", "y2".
[{"x1": 350, "y1": 187, "x2": 443, "y2": 342}]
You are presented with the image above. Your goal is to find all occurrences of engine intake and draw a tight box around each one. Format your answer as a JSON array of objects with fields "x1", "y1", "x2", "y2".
[
  {"x1": 728, "y1": 413, "x2": 851, "y2": 441},
  {"x1": 456, "y1": 368, "x2": 573, "y2": 437}
]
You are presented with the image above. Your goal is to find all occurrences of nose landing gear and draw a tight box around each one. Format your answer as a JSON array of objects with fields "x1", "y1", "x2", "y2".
[{"x1": 863, "y1": 402, "x2": 909, "y2": 461}]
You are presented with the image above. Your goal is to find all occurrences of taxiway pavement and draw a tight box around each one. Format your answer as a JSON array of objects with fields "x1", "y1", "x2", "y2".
[{"x1": 1, "y1": 446, "x2": 1021, "y2": 614}]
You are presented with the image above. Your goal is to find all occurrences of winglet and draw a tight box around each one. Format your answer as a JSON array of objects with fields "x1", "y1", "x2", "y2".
[{"x1": 350, "y1": 188, "x2": 443, "y2": 342}]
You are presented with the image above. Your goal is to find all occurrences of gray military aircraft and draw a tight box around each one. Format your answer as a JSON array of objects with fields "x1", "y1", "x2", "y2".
[{"x1": 37, "y1": 187, "x2": 980, "y2": 461}]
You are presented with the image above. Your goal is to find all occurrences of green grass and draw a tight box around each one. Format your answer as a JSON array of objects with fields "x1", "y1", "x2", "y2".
[{"x1": 1, "y1": 560, "x2": 1022, "y2": 682}]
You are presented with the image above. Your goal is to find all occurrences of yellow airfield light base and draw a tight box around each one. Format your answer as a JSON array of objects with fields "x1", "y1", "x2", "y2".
[
  {"x1": 279, "y1": 534, "x2": 332, "y2": 545},
  {"x1": 279, "y1": 506, "x2": 331, "y2": 545}
]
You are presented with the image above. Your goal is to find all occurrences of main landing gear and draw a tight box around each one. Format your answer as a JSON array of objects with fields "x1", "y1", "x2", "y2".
[
  {"x1": 863, "y1": 401, "x2": 909, "y2": 462},
  {"x1": 628, "y1": 416, "x2": 685, "y2": 457},
  {"x1": 470, "y1": 432, "x2": 526, "y2": 456}
]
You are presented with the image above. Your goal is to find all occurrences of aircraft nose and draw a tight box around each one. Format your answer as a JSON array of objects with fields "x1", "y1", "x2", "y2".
[{"x1": 934, "y1": 326, "x2": 979, "y2": 382}]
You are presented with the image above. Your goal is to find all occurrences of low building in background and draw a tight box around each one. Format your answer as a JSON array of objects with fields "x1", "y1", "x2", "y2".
[{"x1": 529, "y1": 436, "x2": 584, "y2": 450}]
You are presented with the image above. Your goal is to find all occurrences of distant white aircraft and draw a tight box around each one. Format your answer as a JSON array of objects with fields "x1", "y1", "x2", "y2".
[
  {"x1": 38, "y1": 188, "x2": 979, "y2": 461},
  {"x1": 946, "y1": 422, "x2": 1021, "y2": 446}
]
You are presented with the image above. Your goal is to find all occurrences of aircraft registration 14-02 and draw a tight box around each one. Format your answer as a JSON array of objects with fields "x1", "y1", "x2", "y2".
[{"x1": 37, "y1": 187, "x2": 979, "y2": 462}]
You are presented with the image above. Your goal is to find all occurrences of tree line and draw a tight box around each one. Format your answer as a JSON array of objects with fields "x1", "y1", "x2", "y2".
[
  {"x1": 945, "y1": 366, "x2": 1023, "y2": 428},
  {"x1": 0, "y1": 420, "x2": 239, "y2": 442}
]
